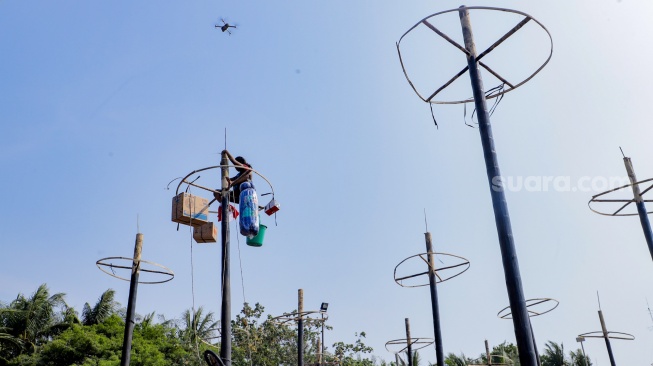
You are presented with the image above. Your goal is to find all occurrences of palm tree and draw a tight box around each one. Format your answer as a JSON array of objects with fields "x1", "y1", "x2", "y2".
[
  {"x1": 412, "y1": 350, "x2": 421, "y2": 366},
  {"x1": 569, "y1": 349, "x2": 591, "y2": 366},
  {"x1": 444, "y1": 352, "x2": 468, "y2": 366},
  {"x1": 82, "y1": 288, "x2": 118, "y2": 325},
  {"x1": 540, "y1": 341, "x2": 568, "y2": 366},
  {"x1": 396, "y1": 350, "x2": 421, "y2": 366},
  {"x1": 491, "y1": 342, "x2": 519, "y2": 365},
  {"x1": 1, "y1": 283, "x2": 66, "y2": 353},
  {"x1": 0, "y1": 325, "x2": 22, "y2": 362},
  {"x1": 48, "y1": 303, "x2": 81, "y2": 337},
  {"x1": 179, "y1": 306, "x2": 220, "y2": 349}
]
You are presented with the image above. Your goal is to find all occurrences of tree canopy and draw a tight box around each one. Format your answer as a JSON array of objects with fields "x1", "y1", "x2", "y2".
[
  {"x1": 1, "y1": 284, "x2": 593, "y2": 366},
  {"x1": 0, "y1": 284, "x2": 377, "y2": 366}
]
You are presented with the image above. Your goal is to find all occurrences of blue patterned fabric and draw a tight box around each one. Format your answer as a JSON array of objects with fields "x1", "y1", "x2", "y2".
[{"x1": 238, "y1": 181, "x2": 259, "y2": 238}]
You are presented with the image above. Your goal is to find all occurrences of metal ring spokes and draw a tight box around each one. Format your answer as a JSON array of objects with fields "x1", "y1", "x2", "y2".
[
  {"x1": 394, "y1": 252, "x2": 470, "y2": 288},
  {"x1": 385, "y1": 338, "x2": 434, "y2": 354},
  {"x1": 397, "y1": 6, "x2": 553, "y2": 105},
  {"x1": 577, "y1": 331, "x2": 635, "y2": 341},
  {"x1": 588, "y1": 177, "x2": 653, "y2": 216},
  {"x1": 96, "y1": 256, "x2": 175, "y2": 284},
  {"x1": 497, "y1": 298, "x2": 559, "y2": 319},
  {"x1": 175, "y1": 164, "x2": 275, "y2": 201},
  {"x1": 270, "y1": 310, "x2": 328, "y2": 325}
]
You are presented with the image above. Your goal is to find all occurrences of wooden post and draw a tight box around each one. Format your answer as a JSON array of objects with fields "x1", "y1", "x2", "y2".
[
  {"x1": 458, "y1": 7, "x2": 537, "y2": 366},
  {"x1": 120, "y1": 233, "x2": 143, "y2": 366},
  {"x1": 405, "y1": 318, "x2": 413, "y2": 366},
  {"x1": 220, "y1": 151, "x2": 232, "y2": 366},
  {"x1": 298, "y1": 289, "x2": 304, "y2": 366},
  {"x1": 623, "y1": 157, "x2": 653, "y2": 262},
  {"x1": 598, "y1": 310, "x2": 617, "y2": 366},
  {"x1": 425, "y1": 232, "x2": 444, "y2": 366}
]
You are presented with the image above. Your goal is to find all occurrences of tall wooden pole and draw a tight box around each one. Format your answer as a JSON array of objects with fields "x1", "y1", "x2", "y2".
[
  {"x1": 405, "y1": 318, "x2": 413, "y2": 366},
  {"x1": 576, "y1": 337, "x2": 589, "y2": 366},
  {"x1": 317, "y1": 338, "x2": 322, "y2": 366},
  {"x1": 298, "y1": 289, "x2": 304, "y2": 366},
  {"x1": 321, "y1": 312, "x2": 325, "y2": 366},
  {"x1": 424, "y1": 233, "x2": 444, "y2": 366},
  {"x1": 220, "y1": 151, "x2": 232, "y2": 366},
  {"x1": 458, "y1": 7, "x2": 537, "y2": 366},
  {"x1": 623, "y1": 156, "x2": 653, "y2": 261},
  {"x1": 598, "y1": 310, "x2": 617, "y2": 366},
  {"x1": 485, "y1": 340, "x2": 491, "y2": 366},
  {"x1": 120, "y1": 233, "x2": 143, "y2": 366}
]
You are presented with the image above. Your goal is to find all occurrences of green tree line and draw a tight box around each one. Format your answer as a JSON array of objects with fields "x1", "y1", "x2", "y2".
[
  {"x1": 0, "y1": 284, "x2": 376, "y2": 366},
  {"x1": 1, "y1": 284, "x2": 593, "y2": 366},
  {"x1": 443, "y1": 340, "x2": 591, "y2": 366}
]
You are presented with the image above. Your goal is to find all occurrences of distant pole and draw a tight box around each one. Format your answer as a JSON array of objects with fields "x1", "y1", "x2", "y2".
[
  {"x1": 120, "y1": 233, "x2": 143, "y2": 366},
  {"x1": 623, "y1": 156, "x2": 653, "y2": 261},
  {"x1": 485, "y1": 340, "x2": 491, "y2": 366},
  {"x1": 317, "y1": 338, "x2": 322, "y2": 366},
  {"x1": 405, "y1": 318, "x2": 413, "y2": 366},
  {"x1": 299, "y1": 289, "x2": 304, "y2": 366},
  {"x1": 220, "y1": 151, "x2": 232, "y2": 366},
  {"x1": 321, "y1": 312, "x2": 325, "y2": 366},
  {"x1": 458, "y1": 7, "x2": 537, "y2": 366},
  {"x1": 598, "y1": 310, "x2": 617, "y2": 366},
  {"x1": 529, "y1": 319, "x2": 541, "y2": 366},
  {"x1": 576, "y1": 337, "x2": 589, "y2": 366},
  {"x1": 424, "y1": 233, "x2": 444, "y2": 366}
]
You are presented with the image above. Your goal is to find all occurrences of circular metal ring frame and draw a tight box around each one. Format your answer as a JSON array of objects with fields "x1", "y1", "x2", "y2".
[
  {"x1": 497, "y1": 298, "x2": 559, "y2": 319},
  {"x1": 385, "y1": 338, "x2": 434, "y2": 354},
  {"x1": 175, "y1": 164, "x2": 274, "y2": 199},
  {"x1": 96, "y1": 256, "x2": 175, "y2": 284},
  {"x1": 270, "y1": 310, "x2": 328, "y2": 325},
  {"x1": 397, "y1": 6, "x2": 553, "y2": 105},
  {"x1": 394, "y1": 252, "x2": 470, "y2": 288},
  {"x1": 577, "y1": 331, "x2": 635, "y2": 341},
  {"x1": 588, "y1": 177, "x2": 653, "y2": 216}
]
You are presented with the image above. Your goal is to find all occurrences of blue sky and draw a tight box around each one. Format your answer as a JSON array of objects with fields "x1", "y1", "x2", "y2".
[{"x1": 2, "y1": 0, "x2": 653, "y2": 364}]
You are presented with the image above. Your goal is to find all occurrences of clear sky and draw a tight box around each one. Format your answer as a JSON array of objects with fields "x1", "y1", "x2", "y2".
[{"x1": 1, "y1": 0, "x2": 653, "y2": 365}]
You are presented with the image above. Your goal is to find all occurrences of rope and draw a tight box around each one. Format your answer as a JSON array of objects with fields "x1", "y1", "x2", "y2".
[
  {"x1": 235, "y1": 216, "x2": 254, "y2": 366},
  {"x1": 186, "y1": 187, "x2": 202, "y2": 363},
  {"x1": 190, "y1": 227, "x2": 196, "y2": 314},
  {"x1": 235, "y1": 220, "x2": 247, "y2": 305},
  {"x1": 463, "y1": 83, "x2": 506, "y2": 128},
  {"x1": 428, "y1": 103, "x2": 438, "y2": 129}
]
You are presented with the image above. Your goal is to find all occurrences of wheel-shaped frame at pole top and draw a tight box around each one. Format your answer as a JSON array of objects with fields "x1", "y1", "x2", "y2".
[
  {"x1": 394, "y1": 251, "x2": 470, "y2": 288},
  {"x1": 173, "y1": 164, "x2": 276, "y2": 213},
  {"x1": 497, "y1": 298, "x2": 559, "y2": 319},
  {"x1": 270, "y1": 310, "x2": 329, "y2": 326},
  {"x1": 385, "y1": 338, "x2": 434, "y2": 355},
  {"x1": 588, "y1": 178, "x2": 653, "y2": 216},
  {"x1": 96, "y1": 256, "x2": 174, "y2": 284},
  {"x1": 396, "y1": 6, "x2": 553, "y2": 106}
]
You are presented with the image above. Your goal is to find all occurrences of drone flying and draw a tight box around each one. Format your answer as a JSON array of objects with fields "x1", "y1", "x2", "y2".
[{"x1": 216, "y1": 19, "x2": 237, "y2": 35}]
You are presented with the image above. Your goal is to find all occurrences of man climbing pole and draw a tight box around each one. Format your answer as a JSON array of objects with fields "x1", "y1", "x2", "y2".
[{"x1": 214, "y1": 149, "x2": 253, "y2": 204}]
